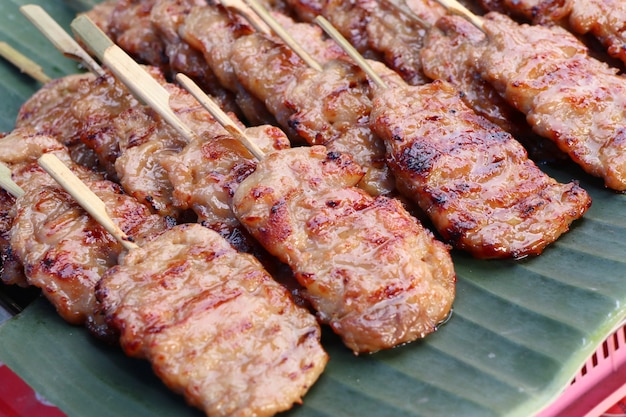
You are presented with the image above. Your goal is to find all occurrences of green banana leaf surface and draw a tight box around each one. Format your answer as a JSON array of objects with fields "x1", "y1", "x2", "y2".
[{"x1": 0, "y1": 1, "x2": 625, "y2": 416}]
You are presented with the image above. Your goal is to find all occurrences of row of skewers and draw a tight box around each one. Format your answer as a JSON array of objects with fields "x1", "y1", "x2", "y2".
[
  {"x1": 0, "y1": 3, "x2": 454, "y2": 416},
  {"x1": 84, "y1": 0, "x2": 606, "y2": 258},
  {"x1": 0, "y1": 0, "x2": 624, "y2": 415}
]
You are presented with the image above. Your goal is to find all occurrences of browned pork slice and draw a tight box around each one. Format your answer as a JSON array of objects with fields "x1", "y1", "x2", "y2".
[
  {"x1": 97, "y1": 223, "x2": 327, "y2": 417},
  {"x1": 15, "y1": 73, "x2": 101, "y2": 168},
  {"x1": 6, "y1": 137, "x2": 166, "y2": 337},
  {"x1": 231, "y1": 33, "x2": 396, "y2": 195},
  {"x1": 285, "y1": 0, "x2": 443, "y2": 85},
  {"x1": 421, "y1": 15, "x2": 531, "y2": 138},
  {"x1": 86, "y1": 0, "x2": 241, "y2": 117},
  {"x1": 568, "y1": 0, "x2": 626, "y2": 65},
  {"x1": 0, "y1": 131, "x2": 70, "y2": 288},
  {"x1": 229, "y1": 33, "x2": 305, "y2": 140},
  {"x1": 233, "y1": 146, "x2": 455, "y2": 353},
  {"x1": 477, "y1": 0, "x2": 626, "y2": 65},
  {"x1": 160, "y1": 124, "x2": 290, "y2": 257},
  {"x1": 366, "y1": 0, "x2": 444, "y2": 85},
  {"x1": 161, "y1": 125, "x2": 289, "y2": 228},
  {"x1": 477, "y1": 13, "x2": 626, "y2": 190},
  {"x1": 371, "y1": 80, "x2": 591, "y2": 259},
  {"x1": 179, "y1": 3, "x2": 280, "y2": 125},
  {"x1": 420, "y1": 15, "x2": 566, "y2": 162}
]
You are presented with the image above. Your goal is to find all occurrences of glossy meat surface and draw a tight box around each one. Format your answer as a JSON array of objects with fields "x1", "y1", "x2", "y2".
[
  {"x1": 97, "y1": 223, "x2": 327, "y2": 417},
  {"x1": 285, "y1": 0, "x2": 443, "y2": 85},
  {"x1": 478, "y1": 13, "x2": 626, "y2": 190},
  {"x1": 231, "y1": 33, "x2": 395, "y2": 195},
  {"x1": 421, "y1": 15, "x2": 530, "y2": 138},
  {"x1": 8, "y1": 144, "x2": 166, "y2": 334},
  {"x1": 477, "y1": 0, "x2": 626, "y2": 65},
  {"x1": 233, "y1": 146, "x2": 455, "y2": 353},
  {"x1": 371, "y1": 81, "x2": 591, "y2": 258}
]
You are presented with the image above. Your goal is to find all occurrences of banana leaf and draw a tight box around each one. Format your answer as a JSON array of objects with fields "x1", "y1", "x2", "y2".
[{"x1": 0, "y1": 1, "x2": 625, "y2": 416}]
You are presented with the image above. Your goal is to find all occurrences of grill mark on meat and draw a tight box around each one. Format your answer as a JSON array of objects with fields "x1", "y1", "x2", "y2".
[{"x1": 234, "y1": 146, "x2": 455, "y2": 353}]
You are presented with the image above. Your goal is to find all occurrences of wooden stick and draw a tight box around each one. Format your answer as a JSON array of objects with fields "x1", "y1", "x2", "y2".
[
  {"x1": 176, "y1": 73, "x2": 266, "y2": 161},
  {"x1": 433, "y1": 0, "x2": 484, "y2": 31},
  {"x1": 219, "y1": 0, "x2": 272, "y2": 35},
  {"x1": 314, "y1": 16, "x2": 388, "y2": 89},
  {"x1": 243, "y1": 0, "x2": 323, "y2": 72},
  {"x1": 0, "y1": 41, "x2": 51, "y2": 84},
  {"x1": 0, "y1": 162, "x2": 25, "y2": 198},
  {"x1": 20, "y1": 4, "x2": 106, "y2": 77},
  {"x1": 71, "y1": 15, "x2": 199, "y2": 144},
  {"x1": 38, "y1": 153, "x2": 139, "y2": 251}
]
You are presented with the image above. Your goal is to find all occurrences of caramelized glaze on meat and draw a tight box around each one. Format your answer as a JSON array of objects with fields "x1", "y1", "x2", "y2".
[
  {"x1": 6, "y1": 138, "x2": 166, "y2": 336},
  {"x1": 477, "y1": 0, "x2": 626, "y2": 65},
  {"x1": 285, "y1": 0, "x2": 445, "y2": 85},
  {"x1": 97, "y1": 223, "x2": 327, "y2": 417},
  {"x1": 371, "y1": 80, "x2": 591, "y2": 258},
  {"x1": 420, "y1": 15, "x2": 567, "y2": 162},
  {"x1": 231, "y1": 33, "x2": 396, "y2": 195},
  {"x1": 421, "y1": 16, "x2": 530, "y2": 138},
  {"x1": 233, "y1": 146, "x2": 455, "y2": 353},
  {"x1": 477, "y1": 13, "x2": 626, "y2": 190}
]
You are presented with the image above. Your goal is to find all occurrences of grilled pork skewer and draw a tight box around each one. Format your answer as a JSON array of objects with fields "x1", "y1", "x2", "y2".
[
  {"x1": 85, "y1": 0, "x2": 393, "y2": 195},
  {"x1": 256, "y1": 0, "x2": 559, "y2": 161},
  {"x1": 0, "y1": 132, "x2": 166, "y2": 338},
  {"x1": 17, "y1": 11, "x2": 289, "y2": 260},
  {"x1": 233, "y1": 0, "x2": 400, "y2": 195},
  {"x1": 175, "y1": 71, "x2": 456, "y2": 354},
  {"x1": 425, "y1": 3, "x2": 626, "y2": 191},
  {"x1": 476, "y1": 0, "x2": 626, "y2": 66},
  {"x1": 232, "y1": 142, "x2": 456, "y2": 353},
  {"x1": 282, "y1": 0, "x2": 445, "y2": 85},
  {"x1": 316, "y1": 16, "x2": 591, "y2": 259},
  {"x1": 38, "y1": 153, "x2": 328, "y2": 417}
]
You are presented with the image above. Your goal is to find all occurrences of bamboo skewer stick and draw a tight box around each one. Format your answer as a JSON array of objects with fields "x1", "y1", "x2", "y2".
[
  {"x1": 0, "y1": 162, "x2": 25, "y2": 198},
  {"x1": 176, "y1": 73, "x2": 266, "y2": 161},
  {"x1": 20, "y1": 4, "x2": 106, "y2": 77},
  {"x1": 219, "y1": 0, "x2": 272, "y2": 35},
  {"x1": 433, "y1": 0, "x2": 485, "y2": 31},
  {"x1": 243, "y1": 0, "x2": 323, "y2": 71},
  {"x1": 71, "y1": 15, "x2": 199, "y2": 144},
  {"x1": 0, "y1": 41, "x2": 51, "y2": 84},
  {"x1": 37, "y1": 153, "x2": 139, "y2": 251},
  {"x1": 314, "y1": 16, "x2": 388, "y2": 89}
]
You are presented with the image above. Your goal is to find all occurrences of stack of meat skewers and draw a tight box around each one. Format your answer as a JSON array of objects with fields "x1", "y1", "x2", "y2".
[
  {"x1": 475, "y1": 0, "x2": 626, "y2": 66},
  {"x1": 0, "y1": 5, "x2": 458, "y2": 416},
  {"x1": 0, "y1": 17, "x2": 330, "y2": 415},
  {"x1": 84, "y1": 0, "x2": 592, "y2": 258},
  {"x1": 1, "y1": 0, "x2": 623, "y2": 414}
]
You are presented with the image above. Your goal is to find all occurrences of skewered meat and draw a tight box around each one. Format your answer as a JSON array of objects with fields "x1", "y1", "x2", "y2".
[
  {"x1": 370, "y1": 79, "x2": 591, "y2": 258},
  {"x1": 0, "y1": 131, "x2": 77, "y2": 288},
  {"x1": 282, "y1": 0, "x2": 541, "y2": 148},
  {"x1": 473, "y1": 13, "x2": 626, "y2": 191},
  {"x1": 233, "y1": 145, "x2": 456, "y2": 353},
  {"x1": 2, "y1": 131, "x2": 167, "y2": 337},
  {"x1": 13, "y1": 63, "x2": 291, "y2": 259},
  {"x1": 176, "y1": 0, "x2": 280, "y2": 125},
  {"x1": 15, "y1": 73, "x2": 102, "y2": 168},
  {"x1": 420, "y1": 15, "x2": 567, "y2": 161},
  {"x1": 284, "y1": 0, "x2": 445, "y2": 85},
  {"x1": 477, "y1": 0, "x2": 626, "y2": 66},
  {"x1": 231, "y1": 32, "x2": 397, "y2": 195},
  {"x1": 97, "y1": 222, "x2": 328, "y2": 417},
  {"x1": 160, "y1": 124, "x2": 289, "y2": 231},
  {"x1": 86, "y1": 0, "x2": 245, "y2": 121},
  {"x1": 420, "y1": 15, "x2": 529, "y2": 138}
]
